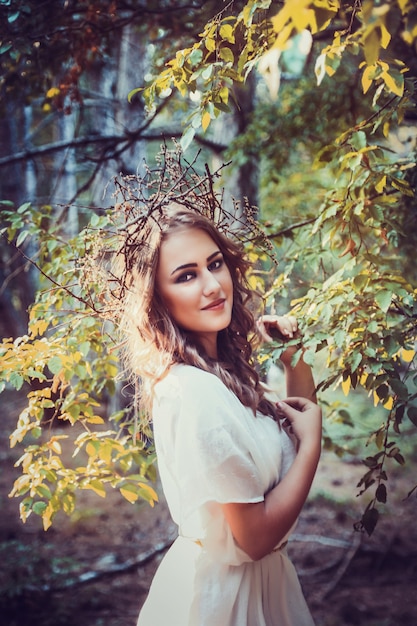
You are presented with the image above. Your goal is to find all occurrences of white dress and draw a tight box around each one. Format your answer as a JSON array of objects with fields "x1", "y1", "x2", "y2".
[{"x1": 137, "y1": 364, "x2": 315, "y2": 626}]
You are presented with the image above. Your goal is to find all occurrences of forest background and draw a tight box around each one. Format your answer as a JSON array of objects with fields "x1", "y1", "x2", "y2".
[{"x1": 0, "y1": 1, "x2": 416, "y2": 625}]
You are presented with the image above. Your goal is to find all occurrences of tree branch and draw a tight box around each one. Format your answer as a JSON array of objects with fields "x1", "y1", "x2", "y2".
[
  {"x1": 266, "y1": 217, "x2": 317, "y2": 240},
  {"x1": 0, "y1": 129, "x2": 227, "y2": 169},
  {"x1": 1, "y1": 232, "x2": 100, "y2": 314},
  {"x1": 25, "y1": 538, "x2": 173, "y2": 593}
]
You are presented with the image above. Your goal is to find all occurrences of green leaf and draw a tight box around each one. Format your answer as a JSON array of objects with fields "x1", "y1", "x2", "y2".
[
  {"x1": 219, "y1": 47, "x2": 234, "y2": 63},
  {"x1": 16, "y1": 229, "x2": 30, "y2": 247},
  {"x1": 48, "y1": 356, "x2": 63, "y2": 374},
  {"x1": 375, "y1": 290, "x2": 392, "y2": 312},
  {"x1": 17, "y1": 201, "x2": 31, "y2": 214},
  {"x1": 353, "y1": 273, "x2": 369, "y2": 292},
  {"x1": 90, "y1": 212, "x2": 100, "y2": 227},
  {"x1": 350, "y1": 131, "x2": 367, "y2": 150},
  {"x1": 85, "y1": 480, "x2": 106, "y2": 497},
  {"x1": 351, "y1": 351, "x2": 363, "y2": 373},
  {"x1": 32, "y1": 501, "x2": 48, "y2": 516},
  {"x1": 35, "y1": 484, "x2": 52, "y2": 499},
  {"x1": 376, "y1": 383, "x2": 389, "y2": 400},
  {"x1": 9, "y1": 372, "x2": 24, "y2": 390},
  {"x1": 407, "y1": 406, "x2": 417, "y2": 427},
  {"x1": 79, "y1": 341, "x2": 91, "y2": 357},
  {"x1": 362, "y1": 506, "x2": 379, "y2": 536},
  {"x1": 8, "y1": 11, "x2": 21, "y2": 24},
  {"x1": 127, "y1": 86, "x2": 144, "y2": 103},
  {"x1": 302, "y1": 349, "x2": 315, "y2": 366},
  {"x1": 188, "y1": 48, "x2": 203, "y2": 67},
  {"x1": 180, "y1": 126, "x2": 196, "y2": 152},
  {"x1": 375, "y1": 483, "x2": 387, "y2": 503},
  {"x1": 394, "y1": 452, "x2": 405, "y2": 465},
  {"x1": 390, "y1": 177, "x2": 414, "y2": 197},
  {"x1": 389, "y1": 378, "x2": 408, "y2": 400},
  {"x1": 214, "y1": 101, "x2": 230, "y2": 113}
]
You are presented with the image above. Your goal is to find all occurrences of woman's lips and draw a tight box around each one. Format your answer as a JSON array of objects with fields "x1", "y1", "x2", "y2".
[{"x1": 202, "y1": 298, "x2": 226, "y2": 311}]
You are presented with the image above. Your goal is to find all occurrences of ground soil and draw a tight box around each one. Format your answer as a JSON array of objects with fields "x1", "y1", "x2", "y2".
[{"x1": 1, "y1": 389, "x2": 416, "y2": 626}]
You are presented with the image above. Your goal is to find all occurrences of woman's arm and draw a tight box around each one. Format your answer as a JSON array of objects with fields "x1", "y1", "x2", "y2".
[
  {"x1": 222, "y1": 397, "x2": 322, "y2": 561},
  {"x1": 257, "y1": 314, "x2": 317, "y2": 402}
]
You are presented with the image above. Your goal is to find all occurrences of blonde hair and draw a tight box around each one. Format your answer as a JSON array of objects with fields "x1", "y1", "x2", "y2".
[{"x1": 118, "y1": 207, "x2": 278, "y2": 421}]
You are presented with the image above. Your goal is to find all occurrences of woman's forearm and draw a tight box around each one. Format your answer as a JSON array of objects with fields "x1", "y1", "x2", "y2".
[
  {"x1": 222, "y1": 437, "x2": 321, "y2": 561},
  {"x1": 284, "y1": 356, "x2": 317, "y2": 402}
]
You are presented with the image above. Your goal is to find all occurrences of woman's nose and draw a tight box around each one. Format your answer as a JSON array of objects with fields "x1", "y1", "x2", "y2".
[{"x1": 202, "y1": 270, "x2": 221, "y2": 295}]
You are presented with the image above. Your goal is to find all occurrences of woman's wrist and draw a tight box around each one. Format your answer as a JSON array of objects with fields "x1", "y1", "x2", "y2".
[{"x1": 297, "y1": 436, "x2": 321, "y2": 459}]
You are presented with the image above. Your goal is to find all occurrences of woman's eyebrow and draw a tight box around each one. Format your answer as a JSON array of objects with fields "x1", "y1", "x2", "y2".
[
  {"x1": 170, "y1": 250, "x2": 221, "y2": 276},
  {"x1": 170, "y1": 262, "x2": 197, "y2": 276},
  {"x1": 207, "y1": 250, "x2": 222, "y2": 262}
]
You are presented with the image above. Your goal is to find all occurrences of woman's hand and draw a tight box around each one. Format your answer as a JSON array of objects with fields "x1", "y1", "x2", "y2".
[
  {"x1": 257, "y1": 314, "x2": 301, "y2": 368},
  {"x1": 276, "y1": 397, "x2": 322, "y2": 450},
  {"x1": 256, "y1": 314, "x2": 298, "y2": 342}
]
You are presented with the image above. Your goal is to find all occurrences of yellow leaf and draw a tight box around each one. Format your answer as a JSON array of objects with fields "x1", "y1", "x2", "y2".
[
  {"x1": 86, "y1": 442, "x2": 98, "y2": 457},
  {"x1": 274, "y1": 23, "x2": 294, "y2": 50},
  {"x1": 271, "y1": 5, "x2": 291, "y2": 34},
  {"x1": 29, "y1": 318, "x2": 49, "y2": 338},
  {"x1": 46, "y1": 87, "x2": 60, "y2": 98},
  {"x1": 86, "y1": 415, "x2": 105, "y2": 425},
  {"x1": 361, "y1": 64, "x2": 375, "y2": 94},
  {"x1": 341, "y1": 376, "x2": 351, "y2": 396},
  {"x1": 360, "y1": 372, "x2": 368, "y2": 387},
  {"x1": 383, "y1": 396, "x2": 393, "y2": 410},
  {"x1": 293, "y1": 8, "x2": 311, "y2": 32},
  {"x1": 400, "y1": 348, "x2": 415, "y2": 363},
  {"x1": 364, "y1": 29, "x2": 380, "y2": 65},
  {"x1": 201, "y1": 110, "x2": 211, "y2": 132},
  {"x1": 120, "y1": 487, "x2": 139, "y2": 503},
  {"x1": 205, "y1": 34, "x2": 216, "y2": 53},
  {"x1": 219, "y1": 24, "x2": 235, "y2": 43},
  {"x1": 41, "y1": 502, "x2": 56, "y2": 531},
  {"x1": 138, "y1": 482, "x2": 159, "y2": 502},
  {"x1": 380, "y1": 23, "x2": 391, "y2": 49},
  {"x1": 397, "y1": 0, "x2": 411, "y2": 10},
  {"x1": 19, "y1": 499, "x2": 32, "y2": 523},
  {"x1": 218, "y1": 85, "x2": 229, "y2": 104},
  {"x1": 375, "y1": 175, "x2": 386, "y2": 193},
  {"x1": 382, "y1": 70, "x2": 404, "y2": 97},
  {"x1": 98, "y1": 442, "x2": 112, "y2": 464},
  {"x1": 48, "y1": 440, "x2": 62, "y2": 455},
  {"x1": 10, "y1": 474, "x2": 30, "y2": 495},
  {"x1": 85, "y1": 480, "x2": 106, "y2": 497}
]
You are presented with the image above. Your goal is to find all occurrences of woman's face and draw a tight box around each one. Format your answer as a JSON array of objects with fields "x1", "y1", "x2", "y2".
[{"x1": 156, "y1": 227, "x2": 233, "y2": 358}]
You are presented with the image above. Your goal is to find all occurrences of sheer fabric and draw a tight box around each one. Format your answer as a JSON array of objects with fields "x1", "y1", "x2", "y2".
[{"x1": 137, "y1": 364, "x2": 314, "y2": 626}]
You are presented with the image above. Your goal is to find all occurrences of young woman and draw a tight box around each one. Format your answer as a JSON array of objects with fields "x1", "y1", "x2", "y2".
[{"x1": 118, "y1": 205, "x2": 321, "y2": 626}]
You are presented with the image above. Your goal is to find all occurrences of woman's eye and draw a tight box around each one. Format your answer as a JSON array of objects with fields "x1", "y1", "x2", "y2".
[
  {"x1": 209, "y1": 258, "x2": 223, "y2": 271},
  {"x1": 176, "y1": 272, "x2": 194, "y2": 283}
]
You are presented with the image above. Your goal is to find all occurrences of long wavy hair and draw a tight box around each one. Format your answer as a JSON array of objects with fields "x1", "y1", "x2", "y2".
[{"x1": 118, "y1": 206, "x2": 279, "y2": 421}]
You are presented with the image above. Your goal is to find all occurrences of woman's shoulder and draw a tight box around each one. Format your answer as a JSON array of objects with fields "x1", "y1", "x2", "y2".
[
  {"x1": 155, "y1": 364, "x2": 233, "y2": 406},
  {"x1": 160, "y1": 363, "x2": 224, "y2": 392}
]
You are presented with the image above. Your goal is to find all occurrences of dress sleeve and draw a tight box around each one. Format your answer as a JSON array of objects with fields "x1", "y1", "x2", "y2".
[{"x1": 154, "y1": 367, "x2": 266, "y2": 514}]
